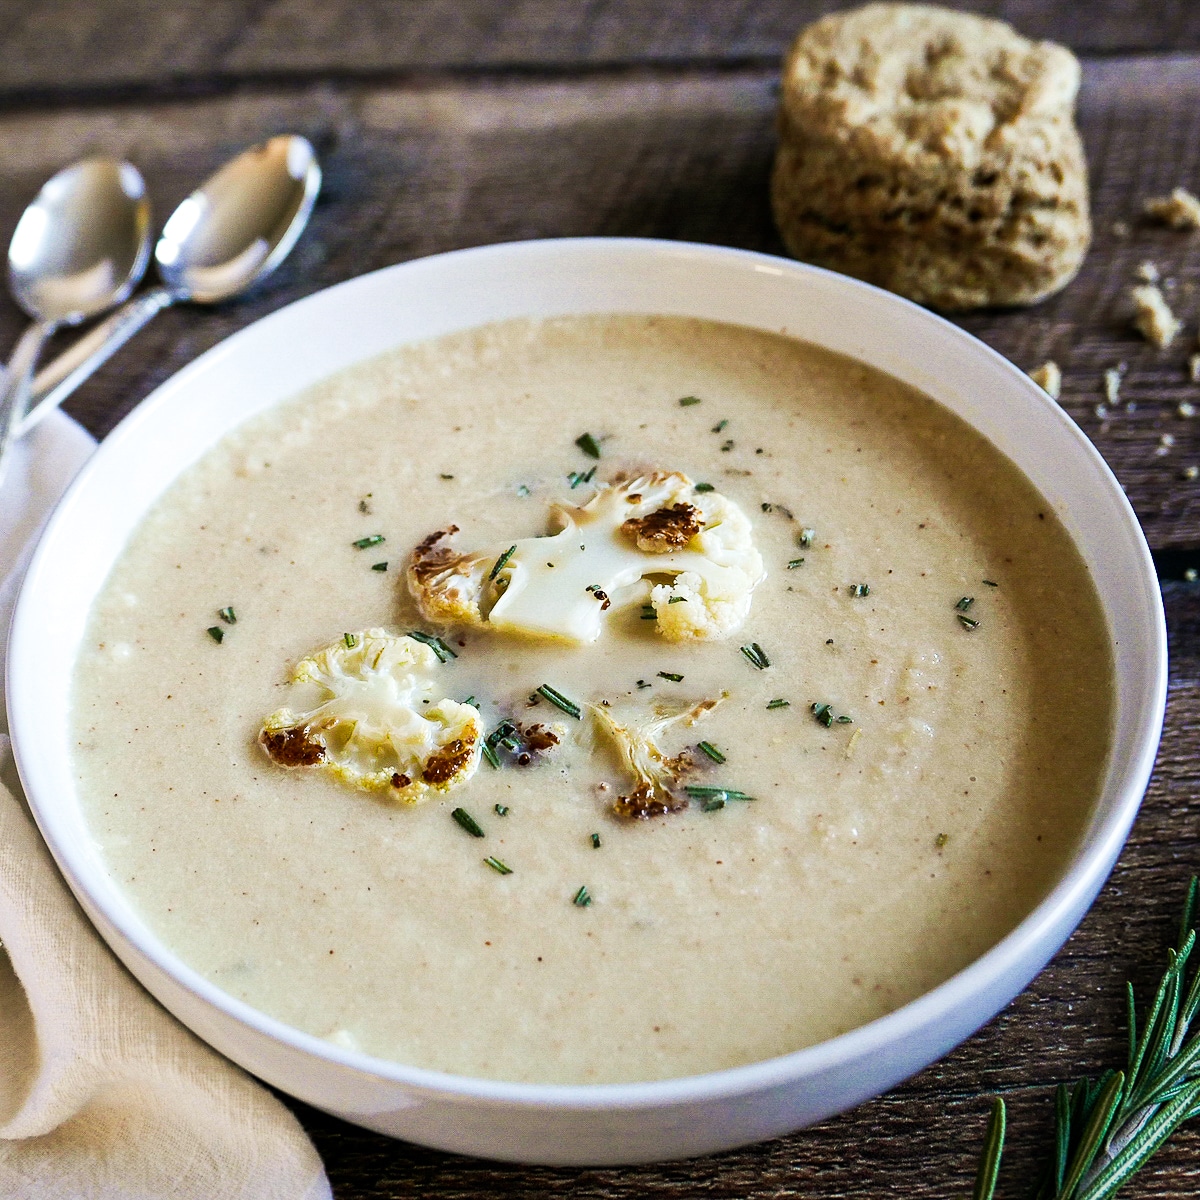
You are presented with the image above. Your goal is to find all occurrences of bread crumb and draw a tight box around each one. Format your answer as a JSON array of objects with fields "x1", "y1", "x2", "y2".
[
  {"x1": 1156, "y1": 433, "x2": 1176, "y2": 457},
  {"x1": 1112, "y1": 220, "x2": 1131, "y2": 238},
  {"x1": 1180, "y1": 402, "x2": 1196, "y2": 419},
  {"x1": 1183, "y1": 465, "x2": 1199, "y2": 481},
  {"x1": 1190, "y1": 353, "x2": 1200, "y2": 383},
  {"x1": 1029, "y1": 361, "x2": 1061, "y2": 399},
  {"x1": 1131, "y1": 284, "x2": 1182, "y2": 348},
  {"x1": 1103, "y1": 367, "x2": 1123, "y2": 404},
  {"x1": 1144, "y1": 187, "x2": 1200, "y2": 230},
  {"x1": 1136, "y1": 261, "x2": 1160, "y2": 283},
  {"x1": 1187, "y1": 568, "x2": 1199, "y2": 582}
]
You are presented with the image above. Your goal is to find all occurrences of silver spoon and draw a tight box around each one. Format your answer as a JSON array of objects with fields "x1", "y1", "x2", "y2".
[
  {"x1": 18, "y1": 134, "x2": 321, "y2": 436},
  {"x1": 0, "y1": 158, "x2": 150, "y2": 487}
]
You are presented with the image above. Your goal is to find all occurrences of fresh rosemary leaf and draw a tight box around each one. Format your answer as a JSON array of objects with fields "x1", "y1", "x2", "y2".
[
  {"x1": 956, "y1": 596, "x2": 975, "y2": 611},
  {"x1": 371, "y1": 561, "x2": 388, "y2": 571},
  {"x1": 698, "y1": 741, "x2": 726, "y2": 764},
  {"x1": 811, "y1": 702, "x2": 833, "y2": 727},
  {"x1": 971, "y1": 1096, "x2": 1005, "y2": 1200},
  {"x1": 407, "y1": 629, "x2": 457, "y2": 661},
  {"x1": 668, "y1": 595, "x2": 686, "y2": 604},
  {"x1": 494, "y1": 804, "x2": 509, "y2": 815},
  {"x1": 218, "y1": 606, "x2": 236, "y2": 625},
  {"x1": 342, "y1": 632, "x2": 357, "y2": 649},
  {"x1": 591, "y1": 832, "x2": 601, "y2": 848},
  {"x1": 766, "y1": 698, "x2": 790, "y2": 710},
  {"x1": 206, "y1": 626, "x2": 224, "y2": 644},
  {"x1": 694, "y1": 482, "x2": 715, "y2": 493},
  {"x1": 787, "y1": 558, "x2": 805, "y2": 569},
  {"x1": 573, "y1": 885, "x2": 592, "y2": 907},
  {"x1": 684, "y1": 785, "x2": 754, "y2": 801},
  {"x1": 712, "y1": 419, "x2": 728, "y2": 433},
  {"x1": 537, "y1": 684, "x2": 582, "y2": 719},
  {"x1": 958, "y1": 614, "x2": 980, "y2": 630},
  {"x1": 353, "y1": 534, "x2": 384, "y2": 549},
  {"x1": 481, "y1": 741, "x2": 500, "y2": 769},
  {"x1": 740, "y1": 642, "x2": 770, "y2": 669},
  {"x1": 489, "y1": 545, "x2": 517, "y2": 581},
  {"x1": 679, "y1": 395, "x2": 702, "y2": 406},
  {"x1": 451, "y1": 807, "x2": 485, "y2": 837},
  {"x1": 483, "y1": 856, "x2": 512, "y2": 875},
  {"x1": 575, "y1": 432, "x2": 601, "y2": 459},
  {"x1": 657, "y1": 671, "x2": 684, "y2": 682}
]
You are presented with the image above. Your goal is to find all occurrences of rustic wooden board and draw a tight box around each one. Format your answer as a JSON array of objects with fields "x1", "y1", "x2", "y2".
[
  {"x1": 1, "y1": 29, "x2": 1199, "y2": 1197},
  {"x1": 0, "y1": 57, "x2": 1197, "y2": 547},
  {"x1": 2, "y1": 0, "x2": 1200, "y2": 97}
]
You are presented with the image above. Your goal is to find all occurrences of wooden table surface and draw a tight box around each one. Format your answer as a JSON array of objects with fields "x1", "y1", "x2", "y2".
[{"x1": 4, "y1": 3, "x2": 1200, "y2": 1195}]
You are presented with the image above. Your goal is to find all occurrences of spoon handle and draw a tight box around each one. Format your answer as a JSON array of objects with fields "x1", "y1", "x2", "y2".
[
  {"x1": 17, "y1": 288, "x2": 174, "y2": 437},
  {"x1": 0, "y1": 321, "x2": 55, "y2": 493}
]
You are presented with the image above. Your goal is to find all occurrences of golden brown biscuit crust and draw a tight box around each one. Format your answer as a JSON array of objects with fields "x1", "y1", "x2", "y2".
[{"x1": 771, "y1": 3, "x2": 1091, "y2": 310}]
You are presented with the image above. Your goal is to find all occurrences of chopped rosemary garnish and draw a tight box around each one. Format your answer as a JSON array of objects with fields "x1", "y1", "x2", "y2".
[
  {"x1": 451, "y1": 808, "x2": 485, "y2": 838},
  {"x1": 740, "y1": 642, "x2": 770, "y2": 669},
  {"x1": 982, "y1": 579, "x2": 999, "y2": 587},
  {"x1": 516, "y1": 483, "x2": 531, "y2": 497},
  {"x1": 358, "y1": 495, "x2": 371, "y2": 514},
  {"x1": 353, "y1": 534, "x2": 384, "y2": 549},
  {"x1": 811, "y1": 702, "x2": 833, "y2": 727},
  {"x1": 798, "y1": 528, "x2": 816, "y2": 547},
  {"x1": 575, "y1": 432, "x2": 601, "y2": 459},
  {"x1": 494, "y1": 804, "x2": 509, "y2": 816},
  {"x1": 640, "y1": 603, "x2": 657, "y2": 620},
  {"x1": 657, "y1": 671, "x2": 684, "y2": 682},
  {"x1": 568, "y1": 466, "x2": 597, "y2": 488},
  {"x1": 591, "y1": 832, "x2": 602, "y2": 848},
  {"x1": 935, "y1": 832, "x2": 949, "y2": 848},
  {"x1": 787, "y1": 558, "x2": 805, "y2": 569},
  {"x1": 835, "y1": 714, "x2": 853, "y2": 723},
  {"x1": 536, "y1": 684, "x2": 582, "y2": 719},
  {"x1": 573, "y1": 885, "x2": 592, "y2": 907},
  {"x1": 668, "y1": 595, "x2": 686, "y2": 604},
  {"x1": 440, "y1": 473, "x2": 454, "y2": 480},
  {"x1": 343, "y1": 632, "x2": 358, "y2": 649},
  {"x1": 407, "y1": 629, "x2": 457, "y2": 661},
  {"x1": 766, "y1": 698, "x2": 790, "y2": 710},
  {"x1": 488, "y1": 720, "x2": 522, "y2": 752},
  {"x1": 685, "y1": 785, "x2": 755, "y2": 802},
  {"x1": 958, "y1": 614, "x2": 980, "y2": 630},
  {"x1": 218, "y1": 606, "x2": 236, "y2": 625},
  {"x1": 463, "y1": 696, "x2": 476, "y2": 707},
  {"x1": 968, "y1": 876, "x2": 1200, "y2": 1200},
  {"x1": 489, "y1": 544, "x2": 517, "y2": 581},
  {"x1": 636, "y1": 679, "x2": 651, "y2": 689},
  {"x1": 679, "y1": 395, "x2": 702, "y2": 406},
  {"x1": 206, "y1": 626, "x2": 224, "y2": 644},
  {"x1": 720, "y1": 439, "x2": 734, "y2": 451},
  {"x1": 484, "y1": 856, "x2": 513, "y2": 875},
  {"x1": 371, "y1": 561, "x2": 388, "y2": 571},
  {"x1": 694, "y1": 482, "x2": 715, "y2": 493},
  {"x1": 712, "y1": 419, "x2": 728, "y2": 433},
  {"x1": 702, "y1": 797, "x2": 726, "y2": 812},
  {"x1": 481, "y1": 742, "x2": 500, "y2": 769},
  {"x1": 956, "y1": 596, "x2": 975, "y2": 611},
  {"x1": 850, "y1": 583, "x2": 871, "y2": 597},
  {"x1": 698, "y1": 741, "x2": 726, "y2": 763}
]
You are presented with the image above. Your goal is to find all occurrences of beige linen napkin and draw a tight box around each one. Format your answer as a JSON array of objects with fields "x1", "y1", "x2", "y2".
[{"x1": 0, "y1": 411, "x2": 331, "y2": 1199}]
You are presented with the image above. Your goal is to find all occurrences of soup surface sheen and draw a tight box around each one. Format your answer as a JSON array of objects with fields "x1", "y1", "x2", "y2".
[{"x1": 73, "y1": 315, "x2": 1113, "y2": 1084}]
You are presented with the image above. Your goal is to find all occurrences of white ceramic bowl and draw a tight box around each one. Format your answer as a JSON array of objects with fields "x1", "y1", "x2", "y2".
[{"x1": 8, "y1": 239, "x2": 1166, "y2": 1165}]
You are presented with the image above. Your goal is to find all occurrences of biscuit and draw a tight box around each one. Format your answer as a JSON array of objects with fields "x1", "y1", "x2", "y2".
[{"x1": 771, "y1": 3, "x2": 1091, "y2": 310}]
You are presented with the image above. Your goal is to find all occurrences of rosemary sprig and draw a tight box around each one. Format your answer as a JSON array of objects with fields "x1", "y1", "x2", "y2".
[
  {"x1": 971, "y1": 877, "x2": 1200, "y2": 1200},
  {"x1": 536, "y1": 684, "x2": 582, "y2": 719}
]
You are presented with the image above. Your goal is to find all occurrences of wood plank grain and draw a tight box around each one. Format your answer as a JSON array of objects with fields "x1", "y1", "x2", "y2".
[
  {"x1": 0, "y1": 58, "x2": 1198, "y2": 547},
  {"x1": 1, "y1": 0, "x2": 1200, "y2": 98},
  {"x1": 284, "y1": 575, "x2": 1200, "y2": 1196}
]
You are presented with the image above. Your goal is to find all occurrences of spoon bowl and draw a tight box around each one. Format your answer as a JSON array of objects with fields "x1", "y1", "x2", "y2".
[
  {"x1": 8, "y1": 158, "x2": 151, "y2": 325},
  {"x1": 156, "y1": 135, "x2": 320, "y2": 304}
]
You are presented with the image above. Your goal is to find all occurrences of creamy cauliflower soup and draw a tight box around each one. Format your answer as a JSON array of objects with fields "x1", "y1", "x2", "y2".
[{"x1": 72, "y1": 315, "x2": 1113, "y2": 1084}]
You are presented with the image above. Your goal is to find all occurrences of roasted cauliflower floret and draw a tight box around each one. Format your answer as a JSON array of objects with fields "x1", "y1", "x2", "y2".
[
  {"x1": 259, "y1": 630, "x2": 482, "y2": 799},
  {"x1": 407, "y1": 472, "x2": 764, "y2": 644},
  {"x1": 590, "y1": 695, "x2": 724, "y2": 819}
]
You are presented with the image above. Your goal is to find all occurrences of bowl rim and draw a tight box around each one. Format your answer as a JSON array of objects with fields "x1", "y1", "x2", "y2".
[{"x1": 8, "y1": 235, "x2": 1168, "y2": 1109}]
